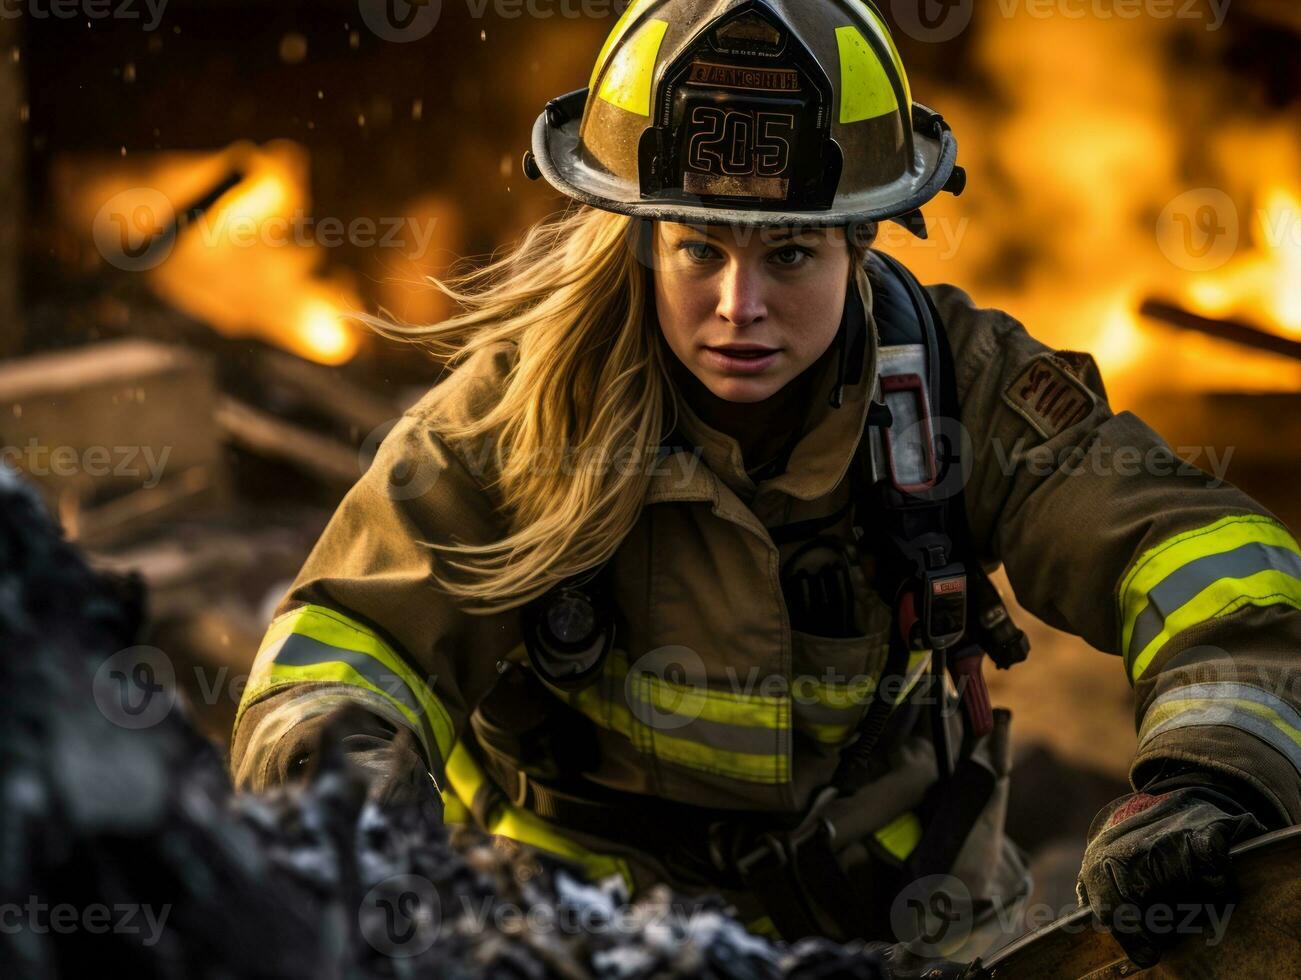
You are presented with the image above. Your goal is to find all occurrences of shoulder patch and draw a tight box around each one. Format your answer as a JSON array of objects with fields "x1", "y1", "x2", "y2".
[{"x1": 1001, "y1": 352, "x2": 1097, "y2": 439}]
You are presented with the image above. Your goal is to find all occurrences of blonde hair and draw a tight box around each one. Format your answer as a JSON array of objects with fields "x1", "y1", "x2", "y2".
[{"x1": 362, "y1": 204, "x2": 873, "y2": 613}]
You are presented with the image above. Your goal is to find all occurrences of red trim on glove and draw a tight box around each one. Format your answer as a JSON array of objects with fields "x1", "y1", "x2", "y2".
[{"x1": 1107, "y1": 792, "x2": 1166, "y2": 828}]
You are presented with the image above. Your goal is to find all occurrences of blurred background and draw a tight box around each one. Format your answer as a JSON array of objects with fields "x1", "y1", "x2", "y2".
[{"x1": 0, "y1": 0, "x2": 1297, "y2": 913}]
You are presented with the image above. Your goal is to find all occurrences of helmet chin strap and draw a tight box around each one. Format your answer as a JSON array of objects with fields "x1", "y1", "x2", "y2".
[{"x1": 829, "y1": 275, "x2": 869, "y2": 410}]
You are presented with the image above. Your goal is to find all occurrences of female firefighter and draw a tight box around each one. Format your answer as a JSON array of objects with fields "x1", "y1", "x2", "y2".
[{"x1": 231, "y1": 0, "x2": 1300, "y2": 967}]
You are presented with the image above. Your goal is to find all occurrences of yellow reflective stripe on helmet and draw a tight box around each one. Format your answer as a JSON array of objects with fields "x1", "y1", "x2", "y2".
[
  {"x1": 1120, "y1": 516, "x2": 1301, "y2": 681},
  {"x1": 1139, "y1": 683, "x2": 1301, "y2": 777},
  {"x1": 589, "y1": 0, "x2": 653, "y2": 92},
  {"x1": 597, "y1": 18, "x2": 669, "y2": 117},
  {"x1": 442, "y1": 742, "x2": 634, "y2": 890},
  {"x1": 835, "y1": 25, "x2": 900, "y2": 124},
  {"x1": 853, "y1": 1, "x2": 912, "y2": 109},
  {"x1": 243, "y1": 604, "x2": 456, "y2": 765},
  {"x1": 874, "y1": 811, "x2": 923, "y2": 861}
]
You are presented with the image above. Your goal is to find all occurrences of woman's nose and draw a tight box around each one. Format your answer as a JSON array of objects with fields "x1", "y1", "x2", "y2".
[{"x1": 715, "y1": 263, "x2": 767, "y2": 327}]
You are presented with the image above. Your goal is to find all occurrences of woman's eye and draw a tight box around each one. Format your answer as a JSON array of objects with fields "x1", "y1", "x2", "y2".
[
  {"x1": 682, "y1": 242, "x2": 717, "y2": 262},
  {"x1": 771, "y1": 246, "x2": 811, "y2": 267}
]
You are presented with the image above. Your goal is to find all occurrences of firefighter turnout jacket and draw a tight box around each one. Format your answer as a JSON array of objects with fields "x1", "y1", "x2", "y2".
[{"x1": 230, "y1": 254, "x2": 1301, "y2": 944}]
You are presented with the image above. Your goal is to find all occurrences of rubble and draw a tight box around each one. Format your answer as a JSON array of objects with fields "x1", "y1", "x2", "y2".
[{"x1": 0, "y1": 464, "x2": 942, "y2": 978}]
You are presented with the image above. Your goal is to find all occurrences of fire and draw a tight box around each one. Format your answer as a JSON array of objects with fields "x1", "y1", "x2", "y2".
[
  {"x1": 878, "y1": 10, "x2": 1301, "y2": 404},
  {"x1": 298, "y1": 301, "x2": 355, "y2": 365},
  {"x1": 56, "y1": 140, "x2": 363, "y2": 365},
  {"x1": 1182, "y1": 186, "x2": 1301, "y2": 338},
  {"x1": 1093, "y1": 302, "x2": 1148, "y2": 375}
]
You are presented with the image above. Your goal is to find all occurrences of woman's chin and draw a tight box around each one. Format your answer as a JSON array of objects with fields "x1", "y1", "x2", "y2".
[{"x1": 702, "y1": 373, "x2": 785, "y2": 404}]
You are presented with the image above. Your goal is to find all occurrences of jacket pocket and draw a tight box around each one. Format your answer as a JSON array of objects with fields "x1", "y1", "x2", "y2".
[{"x1": 789, "y1": 629, "x2": 890, "y2": 748}]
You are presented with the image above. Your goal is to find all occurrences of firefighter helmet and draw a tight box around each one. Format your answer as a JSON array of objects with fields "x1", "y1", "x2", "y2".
[{"x1": 524, "y1": 0, "x2": 965, "y2": 236}]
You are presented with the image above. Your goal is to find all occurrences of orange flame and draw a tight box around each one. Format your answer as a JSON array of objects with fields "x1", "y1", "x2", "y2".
[{"x1": 58, "y1": 140, "x2": 363, "y2": 365}]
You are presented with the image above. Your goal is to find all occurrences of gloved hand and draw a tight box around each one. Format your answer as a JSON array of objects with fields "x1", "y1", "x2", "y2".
[
  {"x1": 269, "y1": 703, "x2": 444, "y2": 819},
  {"x1": 1076, "y1": 782, "x2": 1266, "y2": 968}
]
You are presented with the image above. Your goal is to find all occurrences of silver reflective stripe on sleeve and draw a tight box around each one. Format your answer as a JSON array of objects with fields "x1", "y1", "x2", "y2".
[
  {"x1": 1129, "y1": 544, "x2": 1301, "y2": 664},
  {"x1": 270, "y1": 632, "x2": 439, "y2": 759},
  {"x1": 232, "y1": 686, "x2": 416, "y2": 793},
  {"x1": 1139, "y1": 682, "x2": 1301, "y2": 779}
]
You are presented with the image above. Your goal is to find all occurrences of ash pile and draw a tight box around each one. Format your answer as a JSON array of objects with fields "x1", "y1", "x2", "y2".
[{"x1": 0, "y1": 464, "x2": 915, "y2": 979}]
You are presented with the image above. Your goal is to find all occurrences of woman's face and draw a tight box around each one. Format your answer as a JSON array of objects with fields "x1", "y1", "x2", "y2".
[{"x1": 652, "y1": 221, "x2": 853, "y2": 403}]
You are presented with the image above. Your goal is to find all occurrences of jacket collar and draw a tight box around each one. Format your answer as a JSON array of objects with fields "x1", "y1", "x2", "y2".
[{"x1": 650, "y1": 301, "x2": 880, "y2": 506}]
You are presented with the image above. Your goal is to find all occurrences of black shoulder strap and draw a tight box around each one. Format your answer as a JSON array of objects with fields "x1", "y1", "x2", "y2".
[
  {"x1": 856, "y1": 249, "x2": 971, "y2": 619},
  {"x1": 833, "y1": 250, "x2": 976, "y2": 795},
  {"x1": 865, "y1": 249, "x2": 975, "y2": 563}
]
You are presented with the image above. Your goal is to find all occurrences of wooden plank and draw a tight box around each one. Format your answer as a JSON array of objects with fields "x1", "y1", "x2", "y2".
[
  {"x1": 214, "y1": 395, "x2": 361, "y2": 487},
  {"x1": 0, "y1": 339, "x2": 227, "y2": 510}
]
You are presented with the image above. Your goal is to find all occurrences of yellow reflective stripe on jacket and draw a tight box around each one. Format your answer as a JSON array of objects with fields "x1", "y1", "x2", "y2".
[
  {"x1": 556, "y1": 649, "x2": 790, "y2": 784},
  {"x1": 795, "y1": 649, "x2": 931, "y2": 746},
  {"x1": 442, "y1": 742, "x2": 634, "y2": 891},
  {"x1": 1139, "y1": 682, "x2": 1301, "y2": 778},
  {"x1": 240, "y1": 604, "x2": 456, "y2": 767},
  {"x1": 1120, "y1": 516, "x2": 1301, "y2": 681},
  {"x1": 874, "y1": 811, "x2": 923, "y2": 862}
]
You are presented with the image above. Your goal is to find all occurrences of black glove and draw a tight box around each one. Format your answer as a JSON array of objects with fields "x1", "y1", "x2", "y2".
[
  {"x1": 1076, "y1": 780, "x2": 1266, "y2": 968},
  {"x1": 269, "y1": 703, "x2": 444, "y2": 818}
]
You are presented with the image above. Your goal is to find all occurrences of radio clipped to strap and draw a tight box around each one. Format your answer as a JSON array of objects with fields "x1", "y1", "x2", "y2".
[
  {"x1": 860, "y1": 272, "x2": 968, "y2": 659},
  {"x1": 855, "y1": 250, "x2": 1030, "y2": 750}
]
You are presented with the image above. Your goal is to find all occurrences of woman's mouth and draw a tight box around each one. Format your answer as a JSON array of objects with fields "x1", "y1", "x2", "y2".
[{"x1": 703, "y1": 345, "x2": 781, "y2": 374}]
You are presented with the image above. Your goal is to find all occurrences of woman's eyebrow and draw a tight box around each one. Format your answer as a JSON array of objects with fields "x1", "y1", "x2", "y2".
[{"x1": 689, "y1": 227, "x2": 809, "y2": 244}]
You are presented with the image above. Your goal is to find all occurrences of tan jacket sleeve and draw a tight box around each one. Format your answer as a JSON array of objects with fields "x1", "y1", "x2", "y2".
[
  {"x1": 230, "y1": 350, "x2": 523, "y2": 793},
  {"x1": 930, "y1": 282, "x2": 1301, "y2": 825}
]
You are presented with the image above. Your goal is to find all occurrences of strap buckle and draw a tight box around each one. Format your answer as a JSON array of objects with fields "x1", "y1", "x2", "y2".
[{"x1": 709, "y1": 785, "x2": 839, "y2": 879}]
